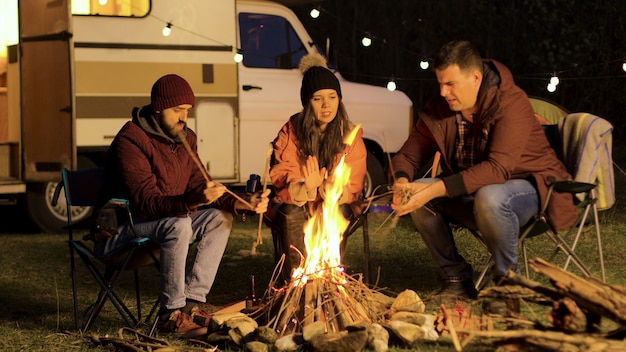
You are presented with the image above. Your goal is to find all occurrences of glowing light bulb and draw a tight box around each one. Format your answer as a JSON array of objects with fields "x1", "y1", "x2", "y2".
[
  {"x1": 419, "y1": 60, "x2": 429, "y2": 70},
  {"x1": 387, "y1": 80, "x2": 396, "y2": 91},
  {"x1": 361, "y1": 36, "x2": 372, "y2": 47},
  {"x1": 550, "y1": 75, "x2": 559, "y2": 86},
  {"x1": 162, "y1": 23, "x2": 172, "y2": 37},
  {"x1": 310, "y1": 8, "x2": 320, "y2": 19},
  {"x1": 622, "y1": 62, "x2": 626, "y2": 72},
  {"x1": 234, "y1": 52, "x2": 243, "y2": 63},
  {"x1": 99, "y1": 0, "x2": 107, "y2": 5},
  {"x1": 547, "y1": 83, "x2": 557, "y2": 93}
]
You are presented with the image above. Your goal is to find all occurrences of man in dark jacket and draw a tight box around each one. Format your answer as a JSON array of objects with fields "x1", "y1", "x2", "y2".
[
  {"x1": 390, "y1": 41, "x2": 578, "y2": 299},
  {"x1": 97, "y1": 74, "x2": 269, "y2": 337}
]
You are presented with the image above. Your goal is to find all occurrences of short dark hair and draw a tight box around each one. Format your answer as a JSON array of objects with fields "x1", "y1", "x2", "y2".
[{"x1": 432, "y1": 40, "x2": 483, "y2": 73}]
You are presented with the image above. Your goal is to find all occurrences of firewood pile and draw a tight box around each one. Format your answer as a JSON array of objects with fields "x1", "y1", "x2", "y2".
[{"x1": 451, "y1": 258, "x2": 626, "y2": 351}]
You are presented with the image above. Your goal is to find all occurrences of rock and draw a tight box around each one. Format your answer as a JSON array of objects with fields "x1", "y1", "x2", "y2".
[
  {"x1": 390, "y1": 290, "x2": 425, "y2": 314},
  {"x1": 245, "y1": 340, "x2": 270, "y2": 352},
  {"x1": 420, "y1": 314, "x2": 439, "y2": 341},
  {"x1": 226, "y1": 316, "x2": 258, "y2": 346},
  {"x1": 274, "y1": 334, "x2": 303, "y2": 351},
  {"x1": 254, "y1": 326, "x2": 279, "y2": 344},
  {"x1": 302, "y1": 321, "x2": 326, "y2": 341},
  {"x1": 366, "y1": 323, "x2": 389, "y2": 352},
  {"x1": 386, "y1": 320, "x2": 425, "y2": 345},
  {"x1": 211, "y1": 311, "x2": 246, "y2": 328},
  {"x1": 225, "y1": 315, "x2": 258, "y2": 331},
  {"x1": 309, "y1": 330, "x2": 368, "y2": 352},
  {"x1": 389, "y1": 311, "x2": 428, "y2": 326}
]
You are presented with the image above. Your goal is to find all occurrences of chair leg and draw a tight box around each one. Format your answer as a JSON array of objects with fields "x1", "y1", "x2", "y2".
[
  {"x1": 592, "y1": 204, "x2": 606, "y2": 282},
  {"x1": 560, "y1": 202, "x2": 605, "y2": 282},
  {"x1": 68, "y1": 243, "x2": 80, "y2": 331},
  {"x1": 474, "y1": 256, "x2": 492, "y2": 290},
  {"x1": 80, "y1": 248, "x2": 142, "y2": 331},
  {"x1": 522, "y1": 238, "x2": 530, "y2": 279},
  {"x1": 134, "y1": 269, "x2": 142, "y2": 321},
  {"x1": 83, "y1": 265, "x2": 139, "y2": 331}
]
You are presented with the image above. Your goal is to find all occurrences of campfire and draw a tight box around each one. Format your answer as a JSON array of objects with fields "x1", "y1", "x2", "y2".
[{"x1": 254, "y1": 125, "x2": 386, "y2": 335}]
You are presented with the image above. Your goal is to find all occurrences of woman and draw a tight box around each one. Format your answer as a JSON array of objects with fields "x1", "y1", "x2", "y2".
[{"x1": 269, "y1": 53, "x2": 367, "y2": 280}]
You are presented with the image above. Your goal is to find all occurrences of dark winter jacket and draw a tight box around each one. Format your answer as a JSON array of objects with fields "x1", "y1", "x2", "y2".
[
  {"x1": 391, "y1": 60, "x2": 578, "y2": 231},
  {"x1": 99, "y1": 105, "x2": 237, "y2": 220}
]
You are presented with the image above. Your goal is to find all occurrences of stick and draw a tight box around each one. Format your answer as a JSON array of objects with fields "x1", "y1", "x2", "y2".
[
  {"x1": 441, "y1": 304, "x2": 463, "y2": 352},
  {"x1": 251, "y1": 143, "x2": 273, "y2": 255},
  {"x1": 177, "y1": 130, "x2": 254, "y2": 209},
  {"x1": 178, "y1": 130, "x2": 211, "y2": 182}
]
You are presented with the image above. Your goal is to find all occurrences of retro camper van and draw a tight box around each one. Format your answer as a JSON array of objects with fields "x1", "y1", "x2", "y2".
[{"x1": 0, "y1": 0, "x2": 412, "y2": 231}]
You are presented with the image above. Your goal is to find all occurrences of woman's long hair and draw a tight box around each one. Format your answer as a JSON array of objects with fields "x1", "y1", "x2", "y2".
[{"x1": 294, "y1": 101, "x2": 351, "y2": 170}]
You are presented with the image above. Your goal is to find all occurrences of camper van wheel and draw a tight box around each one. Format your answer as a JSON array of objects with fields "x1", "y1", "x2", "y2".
[
  {"x1": 24, "y1": 158, "x2": 96, "y2": 233},
  {"x1": 24, "y1": 181, "x2": 91, "y2": 233},
  {"x1": 363, "y1": 152, "x2": 386, "y2": 198}
]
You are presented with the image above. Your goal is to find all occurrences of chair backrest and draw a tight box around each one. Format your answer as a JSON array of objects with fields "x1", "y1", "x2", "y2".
[
  {"x1": 62, "y1": 167, "x2": 105, "y2": 207},
  {"x1": 557, "y1": 113, "x2": 615, "y2": 210}
]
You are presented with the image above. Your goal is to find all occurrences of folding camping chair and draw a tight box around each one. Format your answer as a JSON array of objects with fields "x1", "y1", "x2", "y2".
[
  {"x1": 473, "y1": 113, "x2": 614, "y2": 288},
  {"x1": 52, "y1": 167, "x2": 161, "y2": 332}
]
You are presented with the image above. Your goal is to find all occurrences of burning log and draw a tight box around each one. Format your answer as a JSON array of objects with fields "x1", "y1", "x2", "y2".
[{"x1": 258, "y1": 263, "x2": 385, "y2": 336}]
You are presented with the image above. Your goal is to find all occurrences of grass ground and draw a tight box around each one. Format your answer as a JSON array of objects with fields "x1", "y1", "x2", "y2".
[{"x1": 1, "y1": 146, "x2": 625, "y2": 351}]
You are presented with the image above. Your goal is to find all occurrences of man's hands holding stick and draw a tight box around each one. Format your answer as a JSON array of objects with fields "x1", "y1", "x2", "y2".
[{"x1": 177, "y1": 130, "x2": 268, "y2": 212}]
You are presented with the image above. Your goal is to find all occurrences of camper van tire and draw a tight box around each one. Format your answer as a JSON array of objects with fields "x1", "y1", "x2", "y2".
[{"x1": 25, "y1": 157, "x2": 96, "y2": 233}]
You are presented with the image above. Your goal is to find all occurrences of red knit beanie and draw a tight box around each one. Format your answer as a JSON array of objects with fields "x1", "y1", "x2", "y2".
[{"x1": 150, "y1": 74, "x2": 195, "y2": 111}]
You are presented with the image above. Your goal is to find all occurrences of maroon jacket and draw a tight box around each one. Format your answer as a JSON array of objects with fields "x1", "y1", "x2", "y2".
[
  {"x1": 100, "y1": 106, "x2": 236, "y2": 220},
  {"x1": 392, "y1": 60, "x2": 578, "y2": 231}
]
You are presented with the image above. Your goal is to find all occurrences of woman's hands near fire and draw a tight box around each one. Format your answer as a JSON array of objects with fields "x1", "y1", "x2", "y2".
[
  {"x1": 391, "y1": 178, "x2": 447, "y2": 216},
  {"x1": 303, "y1": 155, "x2": 326, "y2": 193}
]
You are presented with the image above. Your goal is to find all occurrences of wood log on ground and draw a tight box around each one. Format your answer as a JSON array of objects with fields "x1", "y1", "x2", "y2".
[
  {"x1": 529, "y1": 258, "x2": 626, "y2": 325},
  {"x1": 457, "y1": 328, "x2": 626, "y2": 351}
]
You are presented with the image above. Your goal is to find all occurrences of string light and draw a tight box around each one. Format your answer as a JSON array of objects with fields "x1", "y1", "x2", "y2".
[
  {"x1": 386, "y1": 79, "x2": 397, "y2": 92},
  {"x1": 162, "y1": 22, "x2": 172, "y2": 37},
  {"x1": 234, "y1": 49, "x2": 244, "y2": 63},
  {"x1": 419, "y1": 60, "x2": 429, "y2": 70},
  {"x1": 361, "y1": 34, "x2": 372, "y2": 47},
  {"x1": 547, "y1": 82, "x2": 557, "y2": 93},
  {"x1": 550, "y1": 73, "x2": 560, "y2": 86},
  {"x1": 310, "y1": 8, "x2": 320, "y2": 19},
  {"x1": 622, "y1": 59, "x2": 626, "y2": 72}
]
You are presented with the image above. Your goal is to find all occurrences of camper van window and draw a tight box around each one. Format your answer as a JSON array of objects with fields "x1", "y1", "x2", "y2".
[
  {"x1": 71, "y1": 0, "x2": 149, "y2": 17},
  {"x1": 239, "y1": 13, "x2": 307, "y2": 69}
]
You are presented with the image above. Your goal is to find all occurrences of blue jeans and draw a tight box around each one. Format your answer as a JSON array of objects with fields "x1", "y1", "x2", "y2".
[
  {"x1": 409, "y1": 178, "x2": 538, "y2": 281},
  {"x1": 96, "y1": 208, "x2": 233, "y2": 310}
]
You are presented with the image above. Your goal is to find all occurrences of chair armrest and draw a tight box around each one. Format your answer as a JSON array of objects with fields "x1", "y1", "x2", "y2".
[
  {"x1": 550, "y1": 179, "x2": 595, "y2": 193},
  {"x1": 102, "y1": 198, "x2": 130, "y2": 209}
]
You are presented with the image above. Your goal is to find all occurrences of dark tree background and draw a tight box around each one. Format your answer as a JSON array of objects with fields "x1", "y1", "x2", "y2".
[{"x1": 288, "y1": 0, "x2": 626, "y2": 140}]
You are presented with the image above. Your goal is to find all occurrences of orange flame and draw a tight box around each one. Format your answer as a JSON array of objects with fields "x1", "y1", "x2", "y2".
[{"x1": 292, "y1": 125, "x2": 361, "y2": 287}]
